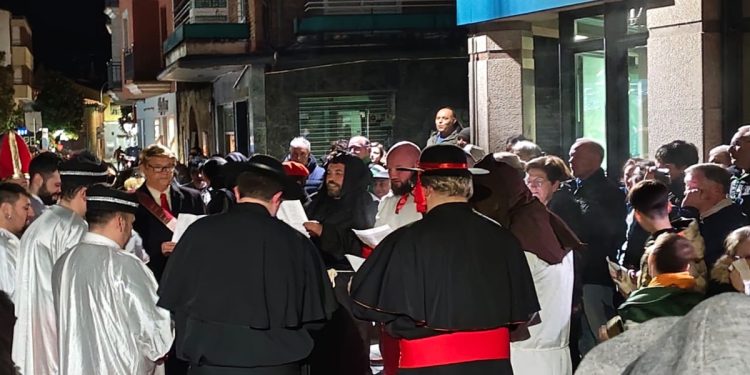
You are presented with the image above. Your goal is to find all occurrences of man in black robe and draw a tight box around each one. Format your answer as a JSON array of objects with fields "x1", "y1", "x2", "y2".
[
  {"x1": 351, "y1": 144, "x2": 540, "y2": 375},
  {"x1": 157, "y1": 157, "x2": 337, "y2": 375}
]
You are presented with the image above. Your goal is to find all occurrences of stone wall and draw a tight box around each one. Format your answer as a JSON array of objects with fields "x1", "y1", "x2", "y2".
[
  {"x1": 176, "y1": 82, "x2": 214, "y2": 161},
  {"x1": 264, "y1": 57, "x2": 469, "y2": 159}
]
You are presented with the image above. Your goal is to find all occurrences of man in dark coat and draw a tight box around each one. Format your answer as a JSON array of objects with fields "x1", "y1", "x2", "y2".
[
  {"x1": 158, "y1": 157, "x2": 336, "y2": 375},
  {"x1": 351, "y1": 145, "x2": 540, "y2": 375},
  {"x1": 566, "y1": 139, "x2": 627, "y2": 355},
  {"x1": 133, "y1": 144, "x2": 205, "y2": 282},
  {"x1": 304, "y1": 152, "x2": 377, "y2": 269}
]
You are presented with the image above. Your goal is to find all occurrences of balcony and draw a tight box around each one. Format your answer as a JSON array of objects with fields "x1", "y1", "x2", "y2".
[
  {"x1": 163, "y1": 23, "x2": 249, "y2": 54},
  {"x1": 11, "y1": 46, "x2": 33, "y2": 70},
  {"x1": 13, "y1": 84, "x2": 33, "y2": 102},
  {"x1": 108, "y1": 60, "x2": 122, "y2": 90},
  {"x1": 297, "y1": 0, "x2": 456, "y2": 34},
  {"x1": 13, "y1": 66, "x2": 32, "y2": 86},
  {"x1": 11, "y1": 27, "x2": 32, "y2": 49},
  {"x1": 174, "y1": 0, "x2": 230, "y2": 28}
]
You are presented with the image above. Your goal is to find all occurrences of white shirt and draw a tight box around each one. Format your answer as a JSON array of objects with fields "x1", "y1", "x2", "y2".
[
  {"x1": 374, "y1": 192, "x2": 423, "y2": 229},
  {"x1": 0, "y1": 228, "x2": 20, "y2": 297},
  {"x1": 53, "y1": 232, "x2": 173, "y2": 375},
  {"x1": 147, "y1": 185, "x2": 171, "y2": 210}
]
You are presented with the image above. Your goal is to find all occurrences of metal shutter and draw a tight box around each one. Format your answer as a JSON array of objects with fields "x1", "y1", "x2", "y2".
[{"x1": 298, "y1": 93, "x2": 395, "y2": 159}]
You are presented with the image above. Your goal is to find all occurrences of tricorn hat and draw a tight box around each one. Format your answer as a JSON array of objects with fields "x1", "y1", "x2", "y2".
[
  {"x1": 86, "y1": 184, "x2": 139, "y2": 214},
  {"x1": 247, "y1": 154, "x2": 300, "y2": 199},
  {"x1": 59, "y1": 151, "x2": 110, "y2": 187},
  {"x1": 400, "y1": 144, "x2": 488, "y2": 176}
]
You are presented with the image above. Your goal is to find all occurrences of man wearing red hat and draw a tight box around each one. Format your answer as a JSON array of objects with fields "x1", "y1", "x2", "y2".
[
  {"x1": 0, "y1": 131, "x2": 32, "y2": 188},
  {"x1": 351, "y1": 144, "x2": 540, "y2": 375}
]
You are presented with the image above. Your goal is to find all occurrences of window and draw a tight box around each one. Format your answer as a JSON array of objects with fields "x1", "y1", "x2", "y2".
[{"x1": 298, "y1": 93, "x2": 395, "y2": 158}]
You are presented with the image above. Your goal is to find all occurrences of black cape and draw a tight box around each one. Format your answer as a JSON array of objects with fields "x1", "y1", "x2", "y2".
[
  {"x1": 157, "y1": 203, "x2": 337, "y2": 368},
  {"x1": 351, "y1": 202, "x2": 539, "y2": 332},
  {"x1": 305, "y1": 154, "x2": 378, "y2": 268}
]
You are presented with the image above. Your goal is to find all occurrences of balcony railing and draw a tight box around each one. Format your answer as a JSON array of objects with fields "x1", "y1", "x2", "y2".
[
  {"x1": 303, "y1": 0, "x2": 454, "y2": 15},
  {"x1": 174, "y1": 0, "x2": 230, "y2": 29},
  {"x1": 108, "y1": 61, "x2": 122, "y2": 89},
  {"x1": 123, "y1": 49, "x2": 134, "y2": 81},
  {"x1": 163, "y1": 23, "x2": 249, "y2": 54}
]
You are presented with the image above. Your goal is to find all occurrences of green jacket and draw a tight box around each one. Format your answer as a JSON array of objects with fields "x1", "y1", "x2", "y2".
[{"x1": 619, "y1": 286, "x2": 703, "y2": 324}]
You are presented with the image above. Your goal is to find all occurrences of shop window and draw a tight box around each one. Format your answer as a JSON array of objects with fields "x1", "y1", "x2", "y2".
[
  {"x1": 628, "y1": 46, "x2": 648, "y2": 158},
  {"x1": 574, "y1": 16, "x2": 604, "y2": 41},
  {"x1": 298, "y1": 93, "x2": 395, "y2": 159},
  {"x1": 575, "y1": 50, "x2": 607, "y2": 164}
]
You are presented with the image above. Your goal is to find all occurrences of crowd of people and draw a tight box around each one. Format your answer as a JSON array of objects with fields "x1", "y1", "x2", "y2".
[{"x1": 0, "y1": 106, "x2": 748, "y2": 375}]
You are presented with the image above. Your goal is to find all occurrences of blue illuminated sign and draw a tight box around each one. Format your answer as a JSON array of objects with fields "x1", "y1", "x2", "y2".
[{"x1": 457, "y1": 0, "x2": 597, "y2": 25}]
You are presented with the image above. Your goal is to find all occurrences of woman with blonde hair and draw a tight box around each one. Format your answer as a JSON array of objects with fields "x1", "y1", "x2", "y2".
[{"x1": 710, "y1": 226, "x2": 750, "y2": 295}]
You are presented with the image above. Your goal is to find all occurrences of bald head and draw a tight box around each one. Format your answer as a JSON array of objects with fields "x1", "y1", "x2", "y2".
[
  {"x1": 569, "y1": 139, "x2": 604, "y2": 179},
  {"x1": 387, "y1": 142, "x2": 421, "y2": 195},
  {"x1": 348, "y1": 136, "x2": 371, "y2": 160}
]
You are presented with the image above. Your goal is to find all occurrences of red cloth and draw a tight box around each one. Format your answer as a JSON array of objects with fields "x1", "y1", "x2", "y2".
[
  {"x1": 160, "y1": 193, "x2": 174, "y2": 218},
  {"x1": 0, "y1": 132, "x2": 31, "y2": 180},
  {"x1": 399, "y1": 327, "x2": 510, "y2": 368},
  {"x1": 380, "y1": 327, "x2": 400, "y2": 375},
  {"x1": 361, "y1": 245, "x2": 373, "y2": 259}
]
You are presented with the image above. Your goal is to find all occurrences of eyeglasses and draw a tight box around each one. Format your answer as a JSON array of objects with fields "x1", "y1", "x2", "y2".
[
  {"x1": 148, "y1": 164, "x2": 175, "y2": 173},
  {"x1": 524, "y1": 178, "x2": 548, "y2": 188}
]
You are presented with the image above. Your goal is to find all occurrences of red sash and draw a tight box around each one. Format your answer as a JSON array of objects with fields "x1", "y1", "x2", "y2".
[
  {"x1": 136, "y1": 191, "x2": 177, "y2": 232},
  {"x1": 399, "y1": 327, "x2": 510, "y2": 368}
]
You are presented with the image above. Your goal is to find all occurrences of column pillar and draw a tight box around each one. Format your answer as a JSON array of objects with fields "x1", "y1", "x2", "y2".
[
  {"x1": 647, "y1": 0, "x2": 722, "y2": 159},
  {"x1": 468, "y1": 23, "x2": 535, "y2": 153}
]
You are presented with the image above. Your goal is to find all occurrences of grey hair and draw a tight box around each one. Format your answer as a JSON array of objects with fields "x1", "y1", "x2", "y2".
[{"x1": 289, "y1": 137, "x2": 311, "y2": 151}]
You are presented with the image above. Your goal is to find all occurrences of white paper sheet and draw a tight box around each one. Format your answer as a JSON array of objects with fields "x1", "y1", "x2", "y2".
[
  {"x1": 171, "y1": 214, "x2": 206, "y2": 243},
  {"x1": 352, "y1": 225, "x2": 393, "y2": 248},
  {"x1": 277, "y1": 200, "x2": 310, "y2": 238},
  {"x1": 345, "y1": 254, "x2": 366, "y2": 272}
]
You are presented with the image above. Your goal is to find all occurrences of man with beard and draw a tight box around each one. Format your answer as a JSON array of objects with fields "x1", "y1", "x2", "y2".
[
  {"x1": 375, "y1": 142, "x2": 424, "y2": 230},
  {"x1": 303, "y1": 152, "x2": 378, "y2": 375},
  {"x1": 28, "y1": 152, "x2": 62, "y2": 220},
  {"x1": 373, "y1": 141, "x2": 424, "y2": 375}
]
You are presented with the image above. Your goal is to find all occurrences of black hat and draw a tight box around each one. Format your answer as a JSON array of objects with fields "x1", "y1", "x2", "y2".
[
  {"x1": 400, "y1": 144, "x2": 488, "y2": 176},
  {"x1": 246, "y1": 154, "x2": 300, "y2": 199},
  {"x1": 59, "y1": 151, "x2": 110, "y2": 186},
  {"x1": 86, "y1": 184, "x2": 139, "y2": 214}
]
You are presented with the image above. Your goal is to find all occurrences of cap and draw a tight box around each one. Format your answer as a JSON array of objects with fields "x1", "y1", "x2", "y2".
[
  {"x1": 282, "y1": 160, "x2": 310, "y2": 178},
  {"x1": 370, "y1": 164, "x2": 389, "y2": 179},
  {"x1": 86, "y1": 184, "x2": 140, "y2": 214}
]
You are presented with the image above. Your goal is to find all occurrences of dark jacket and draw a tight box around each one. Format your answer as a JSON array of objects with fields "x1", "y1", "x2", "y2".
[
  {"x1": 548, "y1": 186, "x2": 586, "y2": 239},
  {"x1": 729, "y1": 172, "x2": 750, "y2": 217},
  {"x1": 284, "y1": 154, "x2": 325, "y2": 196},
  {"x1": 134, "y1": 181, "x2": 206, "y2": 281},
  {"x1": 699, "y1": 202, "x2": 748, "y2": 268},
  {"x1": 618, "y1": 211, "x2": 651, "y2": 270},
  {"x1": 305, "y1": 154, "x2": 377, "y2": 269},
  {"x1": 566, "y1": 169, "x2": 627, "y2": 286},
  {"x1": 618, "y1": 286, "x2": 703, "y2": 324}
]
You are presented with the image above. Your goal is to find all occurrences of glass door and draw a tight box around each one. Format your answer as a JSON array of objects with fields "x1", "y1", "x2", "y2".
[{"x1": 575, "y1": 50, "x2": 607, "y2": 165}]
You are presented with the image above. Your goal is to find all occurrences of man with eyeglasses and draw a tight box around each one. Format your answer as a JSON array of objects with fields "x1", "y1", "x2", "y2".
[{"x1": 134, "y1": 145, "x2": 205, "y2": 282}]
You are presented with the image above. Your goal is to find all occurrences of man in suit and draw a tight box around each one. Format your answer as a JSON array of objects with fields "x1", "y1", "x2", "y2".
[{"x1": 133, "y1": 144, "x2": 205, "y2": 282}]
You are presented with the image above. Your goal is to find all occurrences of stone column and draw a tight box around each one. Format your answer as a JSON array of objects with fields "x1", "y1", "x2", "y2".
[
  {"x1": 468, "y1": 23, "x2": 536, "y2": 153},
  {"x1": 647, "y1": 0, "x2": 722, "y2": 160},
  {"x1": 249, "y1": 65, "x2": 267, "y2": 154}
]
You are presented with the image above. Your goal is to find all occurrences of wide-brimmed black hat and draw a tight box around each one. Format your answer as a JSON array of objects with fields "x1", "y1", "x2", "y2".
[
  {"x1": 59, "y1": 151, "x2": 111, "y2": 186},
  {"x1": 399, "y1": 144, "x2": 488, "y2": 176},
  {"x1": 86, "y1": 184, "x2": 139, "y2": 214},
  {"x1": 246, "y1": 154, "x2": 301, "y2": 199}
]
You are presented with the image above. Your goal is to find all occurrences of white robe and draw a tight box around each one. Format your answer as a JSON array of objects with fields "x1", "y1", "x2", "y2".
[
  {"x1": 0, "y1": 228, "x2": 20, "y2": 297},
  {"x1": 374, "y1": 192, "x2": 422, "y2": 229},
  {"x1": 12, "y1": 205, "x2": 88, "y2": 375},
  {"x1": 511, "y1": 251, "x2": 574, "y2": 375},
  {"x1": 53, "y1": 232, "x2": 174, "y2": 375}
]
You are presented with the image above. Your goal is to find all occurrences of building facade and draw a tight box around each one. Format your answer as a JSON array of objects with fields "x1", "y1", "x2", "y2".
[{"x1": 459, "y1": 0, "x2": 749, "y2": 177}]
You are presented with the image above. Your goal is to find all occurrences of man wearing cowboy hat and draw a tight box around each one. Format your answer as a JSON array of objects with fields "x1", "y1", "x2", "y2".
[
  {"x1": 157, "y1": 155, "x2": 336, "y2": 375},
  {"x1": 351, "y1": 144, "x2": 540, "y2": 375},
  {"x1": 52, "y1": 185, "x2": 173, "y2": 374}
]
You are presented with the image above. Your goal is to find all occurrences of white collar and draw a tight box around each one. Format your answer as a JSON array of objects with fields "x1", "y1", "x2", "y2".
[
  {"x1": 0, "y1": 227, "x2": 19, "y2": 242},
  {"x1": 146, "y1": 184, "x2": 171, "y2": 200},
  {"x1": 31, "y1": 194, "x2": 44, "y2": 205},
  {"x1": 701, "y1": 198, "x2": 734, "y2": 219},
  {"x1": 81, "y1": 232, "x2": 123, "y2": 250}
]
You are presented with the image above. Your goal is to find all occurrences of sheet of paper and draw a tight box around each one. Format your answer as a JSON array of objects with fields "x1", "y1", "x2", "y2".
[
  {"x1": 171, "y1": 213, "x2": 206, "y2": 243},
  {"x1": 353, "y1": 225, "x2": 393, "y2": 248},
  {"x1": 345, "y1": 254, "x2": 366, "y2": 272},
  {"x1": 277, "y1": 200, "x2": 310, "y2": 238}
]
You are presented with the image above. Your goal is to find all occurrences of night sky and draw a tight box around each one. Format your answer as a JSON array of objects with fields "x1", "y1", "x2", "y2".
[{"x1": 0, "y1": 0, "x2": 110, "y2": 87}]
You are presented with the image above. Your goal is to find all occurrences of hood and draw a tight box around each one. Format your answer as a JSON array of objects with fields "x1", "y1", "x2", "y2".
[{"x1": 319, "y1": 153, "x2": 371, "y2": 199}]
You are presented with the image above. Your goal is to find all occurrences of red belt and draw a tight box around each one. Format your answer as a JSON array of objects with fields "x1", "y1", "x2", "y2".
[{"x1": 399, "y1": 327, "x2": 510, "y2": 368}]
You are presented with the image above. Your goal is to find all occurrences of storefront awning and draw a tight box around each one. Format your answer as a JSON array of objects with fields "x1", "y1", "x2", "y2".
[{"x1": 457, "y1": 0, "x2": 597, "y2": 25}]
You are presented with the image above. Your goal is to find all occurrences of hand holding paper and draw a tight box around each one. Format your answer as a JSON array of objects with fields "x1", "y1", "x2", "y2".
[
  {"x1": 277, "y1": 200, "x2": 311, "y2": 238},
  {"x1": 352, "y1": 225, "x2": 393, "y2": 248}
]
